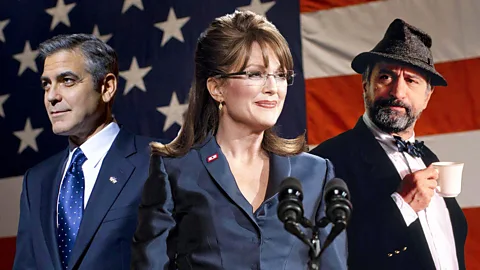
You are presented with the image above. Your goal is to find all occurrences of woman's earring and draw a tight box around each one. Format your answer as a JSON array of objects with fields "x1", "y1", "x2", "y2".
[{"x1": 218, "y1": 102, "x2": 223, "y2": 111}]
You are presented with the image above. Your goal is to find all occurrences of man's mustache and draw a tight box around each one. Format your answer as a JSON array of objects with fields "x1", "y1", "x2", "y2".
[{"x1": 374, "y1": 98, "x2": 410, "y2": 110}]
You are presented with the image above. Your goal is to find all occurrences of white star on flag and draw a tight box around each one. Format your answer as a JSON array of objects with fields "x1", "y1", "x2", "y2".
[
  {"x1": 0, "y1": 94, "x2": 9, "y2": 118},
  {"x1": 13, "y1": 41, "x2": 39, "y2": 76},
  {"x1": 0, "y1": 19, "x2": 10, "y2": 43},
  {"x1": 45, "y1": 0, "x2": 76, "y2": 30},
  {"x1": 13, "y1": 118, "x2": 44, "y2": 154},
  {"x1": 156, "y1": 91, "x2": 188, "y2": 132},
  {"x1": 119, "y1": 57, "x2": 152, "y2": 95},
  {"x1": 122, "y1": 0, "x2": 144, "y2": 14},
  {"x1": 92, "y1": 25, "x2": 113, "y2": 43},
  {"x1": 154, "y1": 8, "x2": 190, "y2": 47},
  {"x1": 238, "y1": 0, "x2": 276, "y2": 17}
]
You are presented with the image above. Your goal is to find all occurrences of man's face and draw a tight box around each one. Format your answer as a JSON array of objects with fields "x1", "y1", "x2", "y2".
[
  {"x1": 364, "y1": 61, "x2": 433, "y2": 133},
  {"x1": 41, "y1": 49, "x2": 105, "y2": 138}
]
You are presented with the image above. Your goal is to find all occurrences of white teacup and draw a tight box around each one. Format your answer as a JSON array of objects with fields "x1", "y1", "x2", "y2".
[{"x1": 432, "y1": 162, "x2": 464, "y2": 197}]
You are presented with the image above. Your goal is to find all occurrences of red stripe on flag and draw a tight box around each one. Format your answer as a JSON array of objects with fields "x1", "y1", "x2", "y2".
[
  {"x1": 464, "y1": 207, "x2": 480, "y2": 270},
  {"x1": 306, "y1": 74, "x2": 364, "y2": 144},
  {"x1": 418, "y1": 58, "x2": 480, "y2": 135},
  {"x1": 300, "y1": 0, "x2": 379, "y2": 13},
  {"x1": 0, "y1": 236, "x2": 16, "y2": 269},
  {"x1": 306, "y1": 57, "x2": 480, "y2": 144}
]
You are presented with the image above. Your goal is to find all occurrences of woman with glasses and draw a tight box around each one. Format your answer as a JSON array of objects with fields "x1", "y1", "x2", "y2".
[{"x1": 131, "y1": 10, "x2": 347, "y2": 270}]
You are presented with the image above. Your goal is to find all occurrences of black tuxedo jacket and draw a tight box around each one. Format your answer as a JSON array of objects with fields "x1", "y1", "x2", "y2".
[{"x1": 310, "y1": 117, "x2": 467, "y2": 270}]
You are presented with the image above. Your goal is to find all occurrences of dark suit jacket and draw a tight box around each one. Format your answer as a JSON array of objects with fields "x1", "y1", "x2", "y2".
[
  {"x1": 13, "y1": 128, "x2": 159, "y2": 270},
  {"x1": 309, "y1": 117, "x2": 468, "y2": 270},
  {"x1": 131, "y1": 135, "x2": 347, "y2": 270}
]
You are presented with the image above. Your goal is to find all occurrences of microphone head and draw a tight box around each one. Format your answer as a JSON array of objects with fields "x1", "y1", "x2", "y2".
[
  {"x1": 324, "y1": 178, "x2": 352, "y2": 224},
  {"x1": 277, "y1": 177, "x2": 304, "y2": 223},
  {"x1": 279, "y1": 177, "x2": 303, "y2": 201},
  {"x1": 325, "y1": 177, "x2": 350, "y2": 201}
]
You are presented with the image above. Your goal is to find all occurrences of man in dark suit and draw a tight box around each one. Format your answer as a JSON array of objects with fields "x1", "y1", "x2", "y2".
[
  {"x1": 310, "y1": 19, "x2": 467, "y2": 270},
  {"x1": 13, "y1": 34, "x2": 158, "y2": 269}
]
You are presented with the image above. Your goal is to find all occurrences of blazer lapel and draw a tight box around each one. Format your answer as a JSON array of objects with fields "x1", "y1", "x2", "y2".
[
  {"x1": 68, "y1": 129, "x2": 136, "y2": 269},
  {"x1": 40, "y1": 149, "x2": 69, "y2": 270},
  {"x1": 352, "y1": 118, "x2": 401, "y2": 194},
  {"x1": 265, "y1": 153, "x2": 291, "y2": 199},
  {"x1": 198, "y1": 135, "x2": 256, "y2": 222}
]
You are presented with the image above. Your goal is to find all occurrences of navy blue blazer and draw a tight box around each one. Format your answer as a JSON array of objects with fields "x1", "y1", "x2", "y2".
[
  {"x1": 131, "y1": 135, "x2": 347, "y2": 270},
  {"x1": 13, "y1": 128, "x2": 158, "y2": 270},
  {"x1": 310, "y1": 118, "x2": 468, "y2": 270}
]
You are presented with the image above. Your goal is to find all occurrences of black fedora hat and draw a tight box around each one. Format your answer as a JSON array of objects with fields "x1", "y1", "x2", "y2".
[{"x1": 351, "y1": 18, "x2": 447, "y2": 86}]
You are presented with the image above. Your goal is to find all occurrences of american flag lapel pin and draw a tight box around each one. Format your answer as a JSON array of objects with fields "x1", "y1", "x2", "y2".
[
  {"x1": 207, "y1": 153, "x2": 218, "y2": 163},
  {"x1": 109, "y1": 176, "x2": 118, "y2": 184}
]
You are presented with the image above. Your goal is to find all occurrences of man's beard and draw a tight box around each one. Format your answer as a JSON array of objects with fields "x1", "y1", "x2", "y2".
[{"x1": 366, "y1": 97, "x2": 420, "y2": 133}]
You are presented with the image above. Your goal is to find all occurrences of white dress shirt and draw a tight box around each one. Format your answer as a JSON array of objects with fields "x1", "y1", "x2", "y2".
[
  {"x1": 57, "y1": 122, "x2": 120, "y2": 225},
  {"x1": 363, "y1": 113, "x2": 458, "y2": 270}
]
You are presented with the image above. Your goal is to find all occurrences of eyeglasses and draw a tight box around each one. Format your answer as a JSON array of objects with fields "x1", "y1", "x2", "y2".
[{"x1": 214, "y1": 70, "x2": 296, "y2": 87}]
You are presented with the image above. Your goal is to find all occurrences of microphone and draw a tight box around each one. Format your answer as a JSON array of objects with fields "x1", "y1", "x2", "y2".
[
  {"x1": 276, "y1": 177, "x2": 353, "y2": 269},
  {"x1": 277, "y1": 177, "x2": 314, "y2": 251},
  {"x1": 324, "y1": 178, "x2": 352, "y2": 226},
  {"x1": 277, "y1": 177, "x2": 304, "y2": 223},
  {"x1": 319, "y1": 178, "x2": 353, "y2": 255}
]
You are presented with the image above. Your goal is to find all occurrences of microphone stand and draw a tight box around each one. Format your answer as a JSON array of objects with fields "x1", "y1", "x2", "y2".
[{"x1": 285, "y1": 217, "x2": 331, "y2": 270}]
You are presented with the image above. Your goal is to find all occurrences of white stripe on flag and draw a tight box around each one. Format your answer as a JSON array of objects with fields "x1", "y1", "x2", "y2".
[
  {"x1": 0, "y1": 176, "x2": 23, "y2": 237},
  {"x1": 301, "y1": 0, "x2": 480, "y2": 79},
  {"x1": 419, "y1": 130, "x2": 480, "y2": 208}
]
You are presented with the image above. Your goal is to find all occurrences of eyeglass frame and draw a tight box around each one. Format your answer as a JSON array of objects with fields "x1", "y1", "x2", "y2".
[{"x1": 213, "y1": 70, "x2": 296, "y2": 86}]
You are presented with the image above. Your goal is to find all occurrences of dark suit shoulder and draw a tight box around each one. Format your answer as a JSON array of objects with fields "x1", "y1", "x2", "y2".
[
  {"x1": 134, "y1": 134, "x2": 169, "y2": 146},
  {"x1": 133, "y1": 135, "x2": 160, "y2": 154},
  {"x1": 310, "y1": 129, "x2": 356, "y2": 158},
  {"x1": 118, "y1": 126, "x2": 169, "y2": 153},
  {"x1": 161, "y1": 147, "x2": 201, "y2": 167},
  {"x1": 148, "y1": 147, "x2": 203, "y2": 177},
  {"x1": 290, "y1": 152, "x2": 328, "y2": 165},
  {"x1": 289, "y1": 152, "x2": 334, "y2": 179},
  {"x1": 27, "y1": 149, "x2": 67, "y2": 176},
  {"x1": 20, "y1": 150, "x2": 67, "y2": 194}
]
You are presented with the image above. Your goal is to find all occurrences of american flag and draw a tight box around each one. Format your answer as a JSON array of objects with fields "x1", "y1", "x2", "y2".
[
  {"x1": 0, "y1": 0, "x2": 305, "y2": 267},
  {"x1": 1, "y1": 0, "x2": 479, "y2": 269}
]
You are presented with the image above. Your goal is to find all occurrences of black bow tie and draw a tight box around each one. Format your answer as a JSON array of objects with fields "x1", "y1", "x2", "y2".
[{"x1": 393, "y1": 135, "x2": 424, "y2": 158}]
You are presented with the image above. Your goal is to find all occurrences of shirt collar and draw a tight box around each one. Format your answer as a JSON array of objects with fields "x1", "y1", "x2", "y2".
[
  {"x1": 362, "y1": 112, "x2": 416, "y2": 150},
  {"x1": 70, "y1": 122, "x2": 120, "y2": 167}
]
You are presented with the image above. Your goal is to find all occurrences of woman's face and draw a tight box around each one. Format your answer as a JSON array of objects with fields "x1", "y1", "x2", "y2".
[{"x1": 218, "y1": 42, "x2": 289, "y2": 133}]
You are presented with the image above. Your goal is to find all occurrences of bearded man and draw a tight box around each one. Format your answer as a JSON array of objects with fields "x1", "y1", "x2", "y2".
[{"x1": 309, "y1": 19, "x2": 467, "y2": 270}]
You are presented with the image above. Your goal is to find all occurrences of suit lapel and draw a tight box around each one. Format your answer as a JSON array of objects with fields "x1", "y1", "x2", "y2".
[
  {"x1": 352, "y1": 118, "x2": 401, "y2": 194},
  {"x1": 40, "y1": 149, "x2": 69, "y2": 270},
  {"x1": 68, "y1": 129, "x2": 136, "y2": 269},
  {"x1": 198, "y1": 136, "x2": 259, "y2": 223},
  {"x1": 265, "y1": 153, "x2": 291, "y2": 199},
  {"x1": 420, "y1": 148, "x2": 437, "y2": 167}
]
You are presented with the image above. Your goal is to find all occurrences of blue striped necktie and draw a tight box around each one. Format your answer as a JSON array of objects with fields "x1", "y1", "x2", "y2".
[{"x1": 57, "y1": 148, "x2": 87, "y2": 269}]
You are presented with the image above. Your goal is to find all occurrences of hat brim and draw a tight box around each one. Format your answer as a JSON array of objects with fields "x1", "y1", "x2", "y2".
[{"x1": 351, "y1": 52, "x2": 447, "y2": 87}]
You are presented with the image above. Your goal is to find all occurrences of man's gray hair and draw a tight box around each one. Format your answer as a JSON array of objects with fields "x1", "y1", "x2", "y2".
[{"x1": 39, "y1": 33, "x2": 118, "y2": 86}]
